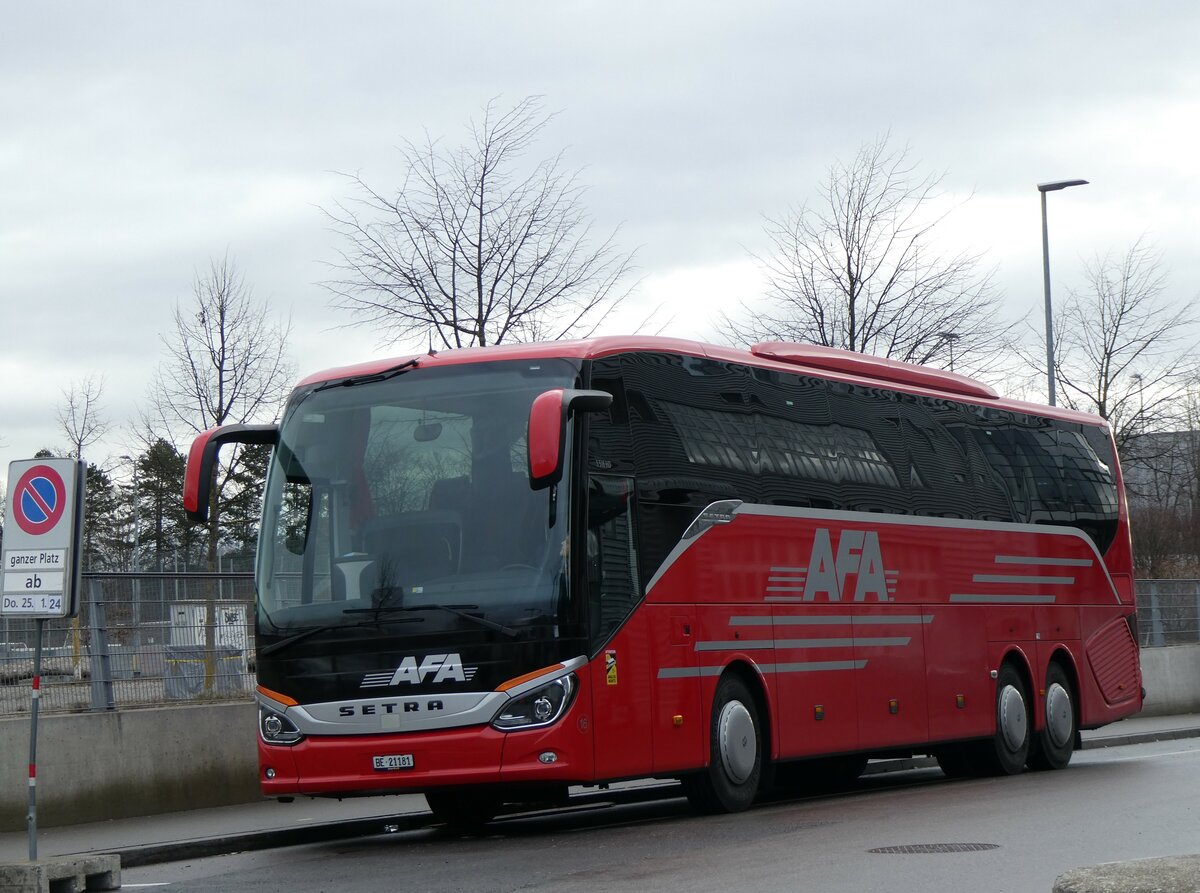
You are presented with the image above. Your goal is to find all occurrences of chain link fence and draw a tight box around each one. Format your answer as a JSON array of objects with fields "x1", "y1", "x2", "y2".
[
  {"x1": 1, "y1": 572, "x2": 255, "y2": 716},
  {"x1": 2, "y1": 574, "x2": 1198, "y2": 717}
]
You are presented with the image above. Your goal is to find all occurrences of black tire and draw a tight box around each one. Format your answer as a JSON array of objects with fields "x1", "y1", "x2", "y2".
[
  {"x1": 973, "y1": 663, "x2": 1031, "y2": 776},
  {"x1": 935, "y1": 745, "x2": 977, "y2": 779},
  {"x1": 1027, "y1": 662, "x2": 1077, "y2": 771},
  {"x1": 683, "y1": 674, "x2": 765, "y2": 813},
  {"x1": 425, "y1": 790, "x2": 499, "y2": 831}
]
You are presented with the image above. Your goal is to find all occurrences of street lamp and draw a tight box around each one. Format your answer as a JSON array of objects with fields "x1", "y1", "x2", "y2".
[{"x1": 1038, "y1": 178, "x2": 1089, "y2": 406}]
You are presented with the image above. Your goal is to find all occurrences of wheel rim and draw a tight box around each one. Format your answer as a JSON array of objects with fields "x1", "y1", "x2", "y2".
[
  {"x1": 998, "y1": 683, "x2": 1028, "y2": 752},
  {"x1": 718, "y1": 700, "x2": 757, "y2": 784},
  {"x1": 1045, "y1": 682, "x2": 1073, "y2": 748}
]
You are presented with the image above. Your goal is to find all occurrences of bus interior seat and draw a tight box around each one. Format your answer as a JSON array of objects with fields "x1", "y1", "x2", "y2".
[
  {"x1": 360, "y1": 511, "x2": 461, "y2": 586},
  {"x1": 430, "y1": 473, "x2": 544, "y2": 572}
]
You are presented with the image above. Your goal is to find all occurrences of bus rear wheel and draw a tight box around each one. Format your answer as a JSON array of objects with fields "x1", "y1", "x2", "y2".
[
  {"x1": 1027, "y1": 663, "x2": 1076, "y2": 771},
  {"x1": 974, "y1": 663, "x2": 1031, "y2": 776},
  {"x1": 683, "y1": 674, "x2": 764, "y2": 813}
]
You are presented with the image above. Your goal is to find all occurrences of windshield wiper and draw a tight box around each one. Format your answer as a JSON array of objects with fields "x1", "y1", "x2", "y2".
[
  {"x1": 313, "y1": 358, "x2": 419, "y2": 392},
  {"x1": 258, "y1": 614, "x2": 423, "y2": 658},
  {"x1": 361, "y1": 603, "x2": 520, "y2": 639}
]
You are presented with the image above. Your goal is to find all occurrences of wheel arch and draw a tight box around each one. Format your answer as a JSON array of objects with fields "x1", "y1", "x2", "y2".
[
  {"x1": 718, "y1": 659, "x2": 775, "y2": 762},
  {"x1": 999, "y1": 646, "x2": 1036, "y2": 706}
]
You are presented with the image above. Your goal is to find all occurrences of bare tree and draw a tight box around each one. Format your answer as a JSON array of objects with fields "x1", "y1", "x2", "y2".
[
  {"x1": 57, "y1": 374, "x2": 110, "y2": 459},
  {"x1": 722, "y1": 135, "x2": 1009, "y2": 373},
  {"x1": 1053, "y1": 237, "x2": 1198, "y2": 456},
  {"x1": 149, "y1": 253, "x2": 294, "y2": 568},
  {"x1": 149, "y1": 254, "x2": 292, "y2": 694},
  {"x1": 323, "y1": 96, "x2": 634, "y2": 349}
]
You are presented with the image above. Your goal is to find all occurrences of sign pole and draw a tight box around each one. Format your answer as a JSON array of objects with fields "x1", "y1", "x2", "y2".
[{"x1": 28, "y1": 617, "x2": 44, "y2": 861}]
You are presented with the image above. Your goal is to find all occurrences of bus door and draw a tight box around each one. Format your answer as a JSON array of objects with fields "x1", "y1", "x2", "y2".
[{"x1": 584, "y1": 475, "x2": 659, "y2": 781}]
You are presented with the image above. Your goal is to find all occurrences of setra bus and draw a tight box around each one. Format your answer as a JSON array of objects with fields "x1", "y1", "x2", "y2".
[{"x1": 183, "y1": 336, "x2": 1143, "y2": 825}]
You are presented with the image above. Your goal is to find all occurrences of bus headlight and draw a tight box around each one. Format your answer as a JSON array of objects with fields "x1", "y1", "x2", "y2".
[
  {"x1": 492, "y1": 673, "x2": 577, "y2": 731},
  {"x1": 259, "y1": 706, "x2": 304, "y2": 745}
]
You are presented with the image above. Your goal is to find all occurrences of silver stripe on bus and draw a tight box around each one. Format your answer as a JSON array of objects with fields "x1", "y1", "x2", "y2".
[
  {"x1": 657, "y1": 666, "x2": 727, "y2": 679},
  {"x1": 778, "y1": 637, "x2": 910, "y2": 648},
  {"x1": 729, "y1": 615, "x2": 933, "y2": 626},
  {"x1": 695, "y1": 640, "x2": 774, "y2": 651},
  {"x1": 766, "y1": 586, "x2": 807, "y2": 592},
  {"x1": 657, "y1": 660, "x2": 867, "y2": 680},
  {"x1": 971, "y1": 574, "x2": 1075, "y2": 585},
  {"x1": 764, "y1": 660, "x2": 868, "y2": 673},
  {"x1": 994, "y1": 555, "x2": 1094, "y2": 567},
  {"x1": 695, "y1": 636, "x2": 911, "y2": 651},
  {"x1": 731, "y1": 615, "x2": 846, "y2": 625},
  {"x1": 949, "y1": 594, "x2": 1057, "y2": 604}
]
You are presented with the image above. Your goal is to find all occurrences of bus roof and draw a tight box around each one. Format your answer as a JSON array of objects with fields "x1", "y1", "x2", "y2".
[{"x1": 295, "y1": 335, "x2": 1109, "y2": 429}]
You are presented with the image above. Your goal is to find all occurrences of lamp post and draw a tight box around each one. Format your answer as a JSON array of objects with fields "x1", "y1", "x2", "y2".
[{"x1": 1038, "y1": 178, "x2": 1089, "y2": 406}]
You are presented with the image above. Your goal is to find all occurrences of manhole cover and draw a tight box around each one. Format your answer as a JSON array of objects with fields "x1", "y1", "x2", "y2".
[{"x1": 869, "y1": 843, "x2": 1000, "y2": 855}]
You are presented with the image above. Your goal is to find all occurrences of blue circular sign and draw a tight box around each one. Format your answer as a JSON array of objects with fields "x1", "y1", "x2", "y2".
[{"x1": 14, "y1": 464, "x2": 67, "y2": 536}]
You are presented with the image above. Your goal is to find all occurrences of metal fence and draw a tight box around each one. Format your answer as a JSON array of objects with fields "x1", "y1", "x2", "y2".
[
  {"x1": 1136, "y1": 580, "x2": 1200, "y2": 648},
  {"x1": 1, "y1": 572, "x2": 255, "y2": 717},
  {"x1": 2, "y1": 574, "x2": 1198, "y2": 717}
]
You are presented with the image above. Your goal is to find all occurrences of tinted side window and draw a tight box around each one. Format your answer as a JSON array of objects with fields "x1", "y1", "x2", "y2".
[
  {"x1": 753, "y1": 369, "x2": 841, "y2": 509},
  {"x1": 1061, "y1": 424, "x2": 1120, "y2": 553},
  {"x1": 616, "y1": 353, "x2": 757, "y2": 586},
  {"x1": 586, "y1": 474, "x2": 641, "y2": 648},
  {"x1": 827, "y1": 382, "x2": 907, "y2": 514}
]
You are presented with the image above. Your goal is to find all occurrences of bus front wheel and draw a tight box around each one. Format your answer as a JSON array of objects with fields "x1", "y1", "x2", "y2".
[{"x1": 683, "y1": 674, "x2": 764, "y2": 813}]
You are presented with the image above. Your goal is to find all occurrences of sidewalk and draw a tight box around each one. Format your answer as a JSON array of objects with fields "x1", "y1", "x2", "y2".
[{"x1": 3, "y1": 713, "x2": 1198, "y2": 868}]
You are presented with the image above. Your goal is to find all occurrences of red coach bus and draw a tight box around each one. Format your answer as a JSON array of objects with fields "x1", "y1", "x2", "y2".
[{"x1": 183, "y1": 337, "x2": 1143, "y2": 825}]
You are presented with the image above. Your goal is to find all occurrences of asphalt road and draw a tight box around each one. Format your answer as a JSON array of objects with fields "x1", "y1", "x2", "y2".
[{"x1": 122, "y1": 738, "x2": 1200, "y2": 893}]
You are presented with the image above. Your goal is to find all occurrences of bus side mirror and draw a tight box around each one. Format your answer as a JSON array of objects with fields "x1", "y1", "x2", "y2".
[
  {"x1": 528, "y1": 388, "x2": 613, "y2": 491},
  {"x1": 184, "y1": 423, "x2": 279, "y2": 523}
]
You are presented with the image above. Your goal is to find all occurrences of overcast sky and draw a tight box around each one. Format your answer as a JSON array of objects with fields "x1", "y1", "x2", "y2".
[{"x1": 3, "y1": 2, "x2": 1199, "y2": 494}]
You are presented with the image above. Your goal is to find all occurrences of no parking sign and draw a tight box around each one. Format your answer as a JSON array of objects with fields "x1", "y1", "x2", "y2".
[{"x1": 2, "y1": 458, "x2": 86, "y2": 618}]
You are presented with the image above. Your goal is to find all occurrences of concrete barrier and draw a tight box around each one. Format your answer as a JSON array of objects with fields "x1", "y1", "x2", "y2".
[
  {"x1": 0, "y1": 703, "x2": 258, "y2": 832},
  {"x1": 1138, "y1": 644, "x2": 1200, "y2": 717}
]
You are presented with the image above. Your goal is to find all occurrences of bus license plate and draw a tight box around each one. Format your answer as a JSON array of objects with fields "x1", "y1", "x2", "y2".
[{"x1": 372, "y1": 754, "x2": 414, "y2": 771}]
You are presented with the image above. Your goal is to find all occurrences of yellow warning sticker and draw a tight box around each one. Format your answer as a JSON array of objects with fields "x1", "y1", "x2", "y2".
[{"x1": 605, "y1": 650, "x2": 618, "y2": 686}]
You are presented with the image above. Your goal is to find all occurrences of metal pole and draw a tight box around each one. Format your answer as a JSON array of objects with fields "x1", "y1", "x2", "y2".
[
  {"x1": 27, "y1": 618, "x2": 44, "y2": 861},
  {"x1": 1040, "y1": 189, "x2": 1056, "y2": 406}
]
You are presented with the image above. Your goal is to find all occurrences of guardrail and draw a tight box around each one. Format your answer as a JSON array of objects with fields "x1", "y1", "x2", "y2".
[{"x1": 2, "y1": 574, "x2": 1197, "y2": 716}]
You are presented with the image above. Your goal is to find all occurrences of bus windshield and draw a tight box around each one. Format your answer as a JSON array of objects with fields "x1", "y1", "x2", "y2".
[{"x1": 255, "y1": 358, "x2": 581, "y2": 646}]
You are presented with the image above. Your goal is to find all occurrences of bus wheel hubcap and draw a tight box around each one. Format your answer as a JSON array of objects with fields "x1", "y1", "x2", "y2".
[
  {"x1": 998, "y1": 684, "x2": 1027, "y2": 752},
  {"x1": 718, "y1": 701, "x2": 756, "y2": 784},
  {"x1": 1045, "y1": 683, "x2": 1073, "y2": 748}
]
